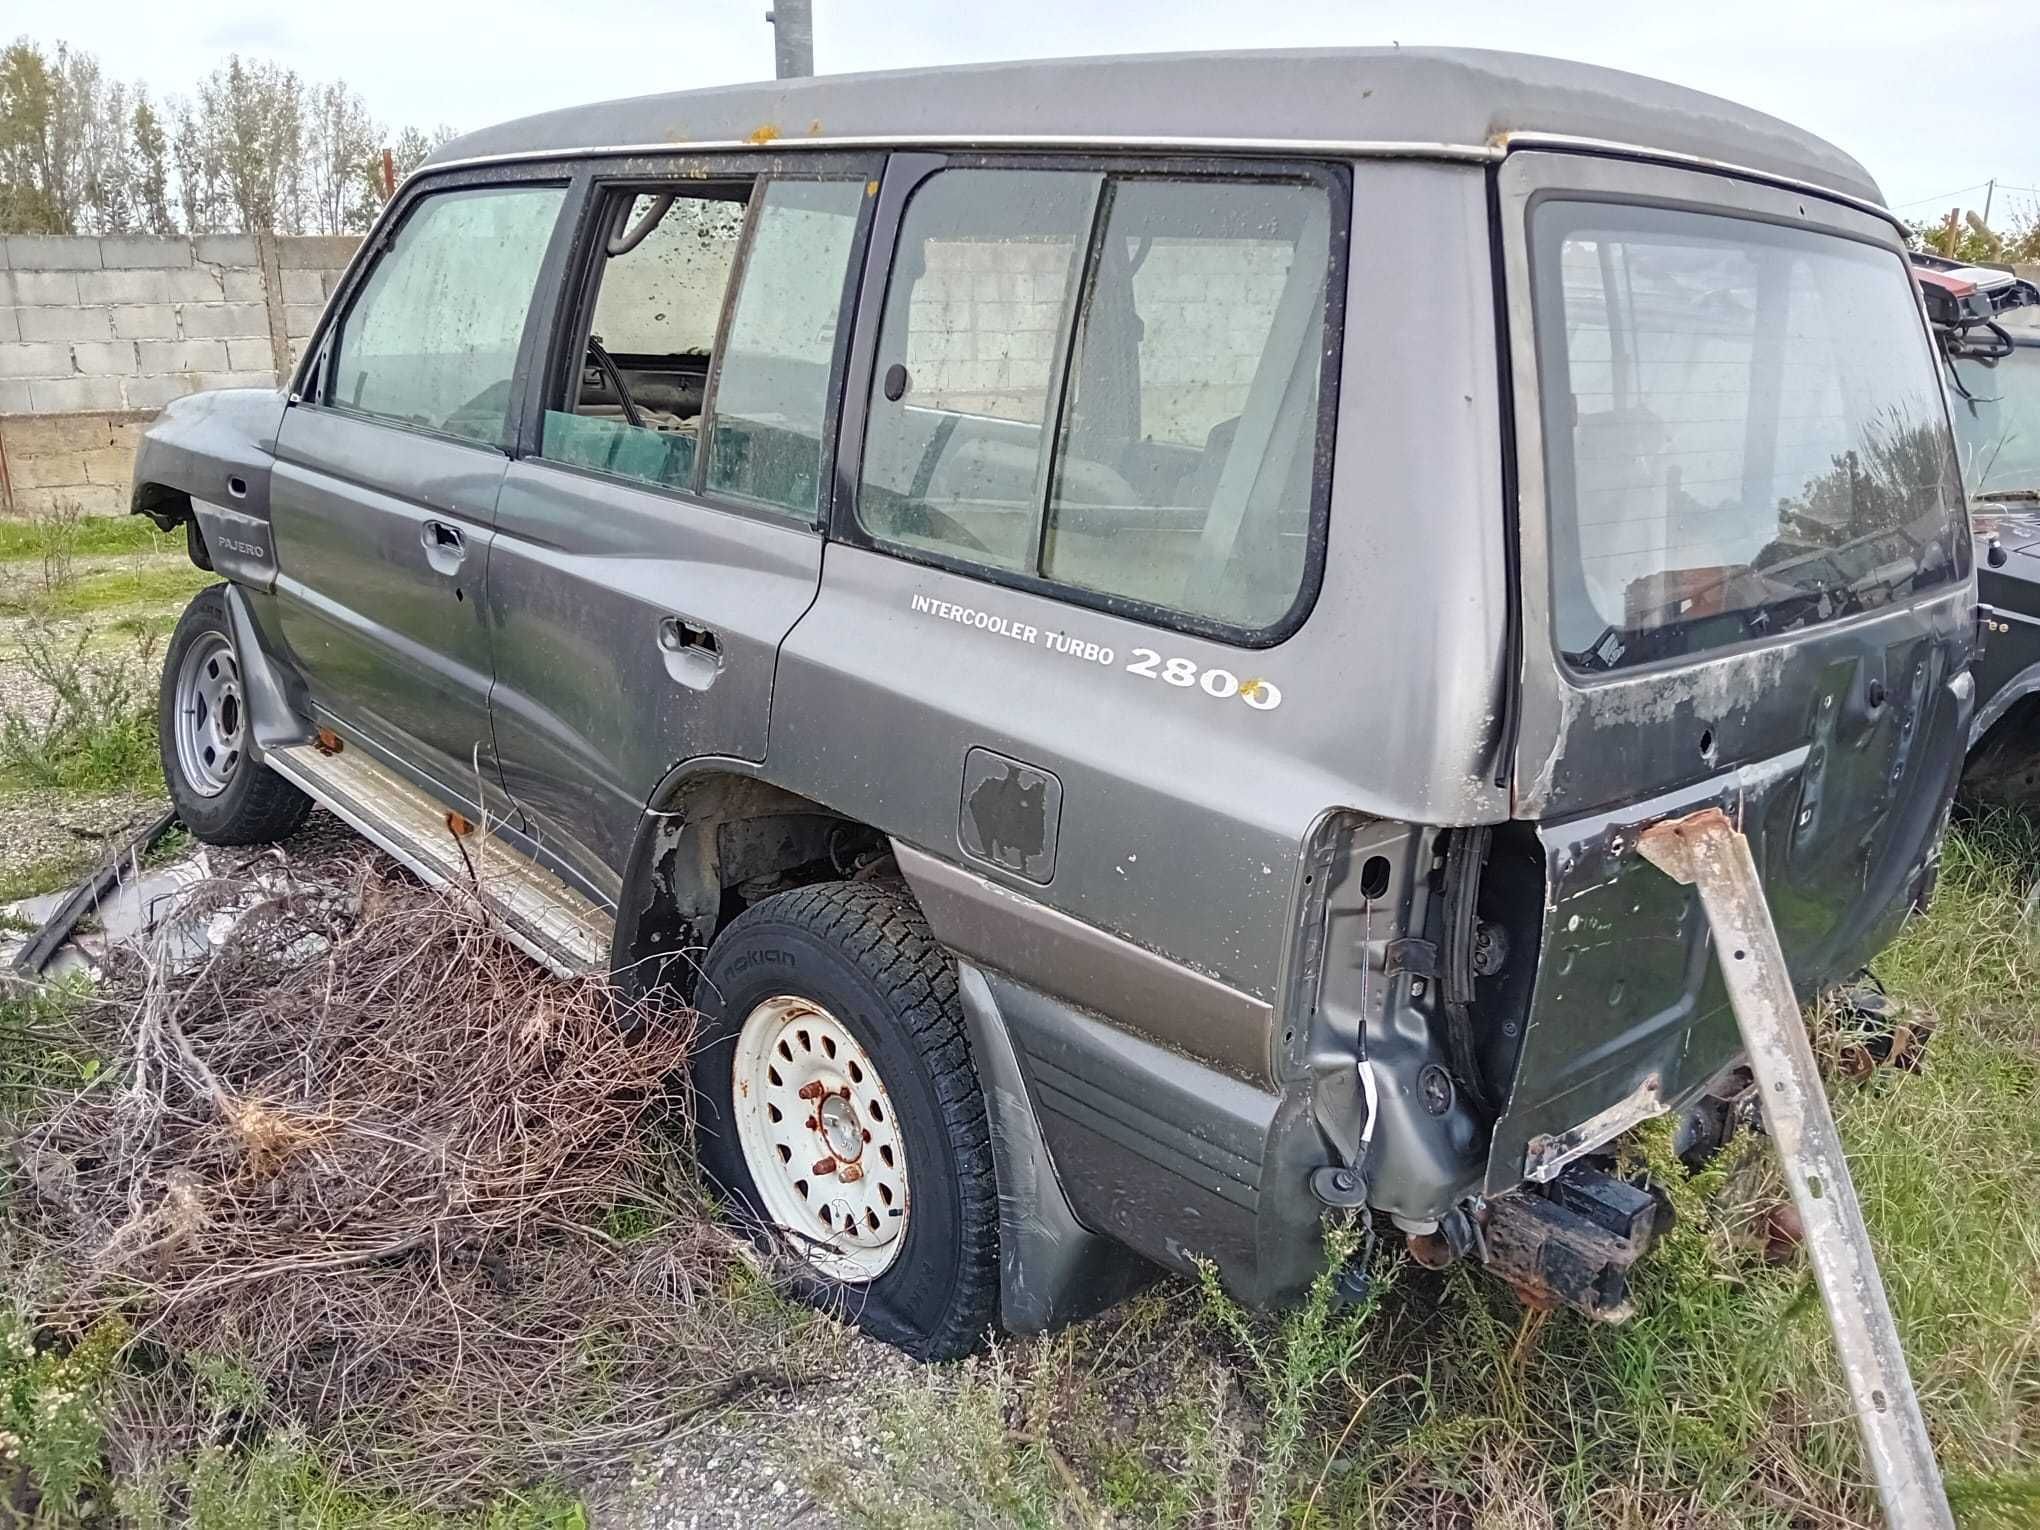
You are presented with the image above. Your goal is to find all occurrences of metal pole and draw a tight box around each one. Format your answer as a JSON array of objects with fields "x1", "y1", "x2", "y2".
[
  {"x1": 1638, "y1": 808, "x2": 1954, "y2": 1530},
  {"x1": 767, "y1": 0, "x2": 814, "y2": 79},
  {"x1": 1983, "y1": 178, "x2": 1996, "y2": 229}
]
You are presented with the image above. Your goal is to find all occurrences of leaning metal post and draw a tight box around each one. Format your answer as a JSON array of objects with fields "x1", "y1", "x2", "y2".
[{"x1": 1637, "y1": 807, "x2": 1953, "y2": 1530}]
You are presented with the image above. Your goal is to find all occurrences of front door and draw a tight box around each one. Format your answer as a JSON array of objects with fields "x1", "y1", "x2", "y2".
[
  {"x1": 488, "y1": 162, "x2": 877, "y2": 898},
  {"x1": 270, "y1": 177, "x2": 569, "y2": 811}
]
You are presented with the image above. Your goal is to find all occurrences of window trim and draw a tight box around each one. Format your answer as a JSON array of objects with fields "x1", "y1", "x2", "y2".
[
  {"x1": 305, "y1": 167, "x2": 573, "y2": 454},
  {"x1": 525, "y1": 152, "x2": 883, "y2": 527},
  {"x1": 835, "y1": 152, "x2": 1350, "y2": 651}
]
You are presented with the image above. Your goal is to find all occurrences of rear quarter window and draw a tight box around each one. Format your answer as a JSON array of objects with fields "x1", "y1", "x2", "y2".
[
  {"x1": 1532, "y1": 202, "x2": 1967, "y2": 673},
  {"x1": 856, "y1": 164, "x2": 1338, "y2": 643}
]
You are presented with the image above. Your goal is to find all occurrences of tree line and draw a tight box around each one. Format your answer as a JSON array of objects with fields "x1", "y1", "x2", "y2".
[{"x1": 0, "y1": 35, "x2": 456, "y2": 238}]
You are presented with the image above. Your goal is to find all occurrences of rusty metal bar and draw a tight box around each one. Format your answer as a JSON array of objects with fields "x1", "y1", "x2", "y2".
[{"x1": 1637, "y1": 807, "x2": 1952, "y2": 1530}]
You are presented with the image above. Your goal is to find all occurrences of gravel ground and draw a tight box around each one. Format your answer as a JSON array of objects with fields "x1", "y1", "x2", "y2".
[
  {"x1": 587, "y1": 1332, "x2": 930, "y2": 1530},
  {"x1": 0, "y1": 785, "x2": 167, "y2": 896}
]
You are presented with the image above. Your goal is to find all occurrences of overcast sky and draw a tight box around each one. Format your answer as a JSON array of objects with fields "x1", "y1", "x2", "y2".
[{"x1": 35, "y1": 0, "x2": 2040, "y2": 228}]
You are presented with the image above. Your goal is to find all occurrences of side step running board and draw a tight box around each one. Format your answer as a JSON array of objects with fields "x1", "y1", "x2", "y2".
[
  {"x1": 1639, "y1": 808, "x2": 1952, "y2": 1530},
  {"x1": 265, "y1": 742, "x2": 614, "y2": 979}
]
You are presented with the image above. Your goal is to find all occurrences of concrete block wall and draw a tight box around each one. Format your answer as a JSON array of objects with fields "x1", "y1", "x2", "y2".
[{"x1": 0, "y1": 233, "x2": 358, "y2": 515}]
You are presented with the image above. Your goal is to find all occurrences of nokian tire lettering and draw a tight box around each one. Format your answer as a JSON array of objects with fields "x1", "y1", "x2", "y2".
[{"x1": 690, "y1": 879, "x2": 1000, "y2": 1360}]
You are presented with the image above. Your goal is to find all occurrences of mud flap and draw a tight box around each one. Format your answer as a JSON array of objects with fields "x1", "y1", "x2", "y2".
[{"x1": 1639, "y1": 808, "x2": 1952, "y2": 1530}]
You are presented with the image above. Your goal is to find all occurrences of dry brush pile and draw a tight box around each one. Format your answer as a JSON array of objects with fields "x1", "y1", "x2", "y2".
[{"x1": 1, "y1": 847, "x2": 837, "y2": 1508}]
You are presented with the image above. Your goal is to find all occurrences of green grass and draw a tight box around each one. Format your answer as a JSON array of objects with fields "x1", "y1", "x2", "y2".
[
  {"x1": 0, "y1": 620, "x2": 165, "y2": 797},
  {"x1": 0, "y1": 513, "x2": 168, "y2": 563},
  {"x1": 0, "y1": 844, "x2": 103, "y2": 904},
  {"x1": 0, "y1": 557, "x2": 212, "y2": 620}
]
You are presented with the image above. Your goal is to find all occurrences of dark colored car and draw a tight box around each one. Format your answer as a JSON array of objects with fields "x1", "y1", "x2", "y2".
[{"x1": 1915, "y1": 254, "x2": 2040, "y2": 804}]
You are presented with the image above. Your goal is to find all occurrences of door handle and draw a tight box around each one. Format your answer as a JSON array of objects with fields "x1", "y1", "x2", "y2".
[
  {"x1": 656, "y1": 615, "x2": 722, "y2": 690},
  {"x1": 421, "y1": 518, "x2": 466, "y2": 576}
]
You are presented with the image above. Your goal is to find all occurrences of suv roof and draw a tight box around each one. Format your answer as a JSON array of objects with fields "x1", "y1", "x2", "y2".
[{"x1": 426, "y1": 47, "x2": 1883, "y2": 207}]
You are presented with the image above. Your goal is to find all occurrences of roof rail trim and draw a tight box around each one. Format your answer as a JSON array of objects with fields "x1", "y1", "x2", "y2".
[
  {"x1": 399, "y1": 131, "x2": 1895, "y2": 228},
  {"x1": 1496, "y1": 132, "x2": 1904, "y2": 232},
  {"x1": 405, "y1": 133, "x2": 1504, "y2": 180}
]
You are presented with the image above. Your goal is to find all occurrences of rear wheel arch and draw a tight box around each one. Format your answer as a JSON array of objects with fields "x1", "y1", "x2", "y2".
[
  {"x1": 131, "y1": 485, "x2": 213, "y2": 570},
  {"x1": 610, "y1": 765, "x2": 894, "y2": 1001}
]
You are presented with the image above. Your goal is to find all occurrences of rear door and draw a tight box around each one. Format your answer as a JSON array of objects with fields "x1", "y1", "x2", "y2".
[
  {"x1": 487, "y1": 157, "x2": 878, "y2": 900},
  {"x1": 1490, "y1": 152, "x2": 1975, "y2": 1187},
  {"x1": 272, "y1": 174, "x2": 568, "y2": 812}
]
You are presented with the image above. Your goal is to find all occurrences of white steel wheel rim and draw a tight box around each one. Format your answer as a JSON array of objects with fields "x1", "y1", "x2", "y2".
[
  {"x1": 730, "y1": 994, "x2": 911, "y2": 1281},
  {"x1": 173, "y1": 629, "x2": 245, "y2": 798}
]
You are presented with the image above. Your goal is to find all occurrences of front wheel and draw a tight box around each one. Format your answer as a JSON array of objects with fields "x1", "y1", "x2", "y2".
[
  {"x1": 692, "y1": 879, "x2": 1000, "y2": 1359},
  {"x1": 158, "y1": 585, "x2": 312, "y2": 846}
]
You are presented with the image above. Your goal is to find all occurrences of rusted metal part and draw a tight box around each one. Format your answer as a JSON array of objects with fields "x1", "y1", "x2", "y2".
[
  {"x1": 1405, "y1": 1228, "x2": 1457, "y2": 1269},
  {"x1": 1481, "y1": 1166, "x2": 1660, "y2": 1321},
  {"x1": 1832, "y1": 981, "x2": 1933, "y2": 1079},
  {"x1": 313, "y1": 727, "x2": 344, "y2": 755},
  {"x1": 1638, "y1": 806, "x2": 1954, "y2": 1530},
  {"x1": 9, "y1": 808, "x2": 180, "y2": 983},
  {"x1": 1523, "y1": 1071, "x2": 1663, "y2": 1183},
  {"x1": 811, "y1": 1156, "x2": 837, "y2": 1177},
  {"x1": 445, "y1": 811, "x2": 475, "y2": 837}
]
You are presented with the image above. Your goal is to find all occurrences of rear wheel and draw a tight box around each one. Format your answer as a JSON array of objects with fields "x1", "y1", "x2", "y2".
[
  {"x1": 693, "y1": 879, "x2": 1000, "y2": 1359},
  {"x1": 159, "y1": 585, "x2": 312, "y2": 846}
]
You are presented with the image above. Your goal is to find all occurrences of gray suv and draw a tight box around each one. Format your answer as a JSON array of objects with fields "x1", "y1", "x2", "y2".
[{"x1": 131, "y1": 49, "x2": 1975, "y2": 1358}]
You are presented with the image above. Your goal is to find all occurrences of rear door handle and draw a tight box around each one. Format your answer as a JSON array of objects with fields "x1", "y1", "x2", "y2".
[
  {"x1": 657, "y1": 615, "x2": 722, "y2": 690},
  {"x1": 421, "y1": 518, "x2": 466, "y2": 575}
]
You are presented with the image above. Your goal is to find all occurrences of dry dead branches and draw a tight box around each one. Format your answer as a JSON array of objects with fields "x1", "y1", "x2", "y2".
[{"x1": 4, "y1": 847, "x2": 836, "y2": 1504}]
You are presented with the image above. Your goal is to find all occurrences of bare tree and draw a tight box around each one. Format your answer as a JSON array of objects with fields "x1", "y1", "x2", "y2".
[
  {"x1": 81, "y1": 77, "x2": 134, "y2": 232},
  {"x1": 303, "y1": 80, "x2": 380, "y2": 235},
  {"x1": 1, "y1": 36, "x2": 455, "y2": 236},
  {"x1": 130, "y1": 93, "x2": 173, "y2": 235}
]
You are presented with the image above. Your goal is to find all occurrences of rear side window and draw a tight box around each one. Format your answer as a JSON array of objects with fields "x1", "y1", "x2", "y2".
[
  {"x1": 858, "y1": 166, "x2": 1335, "y2": 638},
  {"x1": 330, "y1": 184, "x2": 564, "y2": 447},
  {"x1": 705, "y1": 179, "x2": 869, "y2": 517},
  {"x1": 541, "y1": 189, "x2": 751, "y2": 496},
  {"x1": 541, "y1": 177, "x2": 865, "y2": 521},
  {"x1": 1533, "y1": 202, "x2": 1966, "y2": 673}
]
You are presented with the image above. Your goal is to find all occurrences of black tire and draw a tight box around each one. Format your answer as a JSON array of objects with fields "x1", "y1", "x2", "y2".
[
  {"x1": 693, "y1": 878, "x2": 1001, "y2": 1359},
  {"x1": 159, "y1": 584, "x2": 313, "y2": 846}
]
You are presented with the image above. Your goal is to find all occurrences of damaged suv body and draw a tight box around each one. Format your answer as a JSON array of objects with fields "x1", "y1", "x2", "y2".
[{"x1": 129, "y1": 50, "x2": 1973, "y2": 1356}]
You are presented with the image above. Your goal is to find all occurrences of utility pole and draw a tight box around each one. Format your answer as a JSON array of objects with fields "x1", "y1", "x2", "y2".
[
  {"x1": 767, "y1": 0, "x2": 813, "y2": 79},
  {"x1": 1983, "y1": 177, "x2": 1996, "y2": 228}
]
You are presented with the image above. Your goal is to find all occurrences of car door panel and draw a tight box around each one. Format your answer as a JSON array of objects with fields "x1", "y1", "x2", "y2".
[
  {"x1": 266, "y1": 175, "x2": 571, "y2": 817},
  {"x1": 487, "y1": 465, "x2": 824, "y2": 895},
  {"x1": 484, "y1": 164, "x2": 875, "y2": 894},
  {"x1": 270, "y1": 408, "x2": 506, "y2": 804}
]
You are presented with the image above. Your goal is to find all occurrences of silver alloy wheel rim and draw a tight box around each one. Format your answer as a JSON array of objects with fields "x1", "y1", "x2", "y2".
[
  {"x1": 730, "y1": 994, "x2": 910, "y2": 1281},
  {"x1": 173, "y1": 629, "x2": 245, "y2": 798}
]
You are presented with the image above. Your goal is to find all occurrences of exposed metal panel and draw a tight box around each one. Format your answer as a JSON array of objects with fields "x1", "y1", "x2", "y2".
[{"x1": 776, "y1": 163, "x2": 1510, "y2": 1035}]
